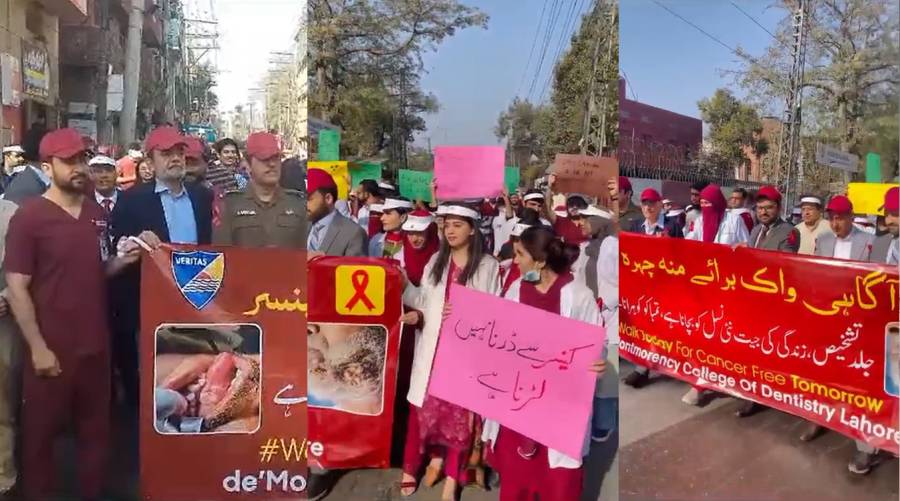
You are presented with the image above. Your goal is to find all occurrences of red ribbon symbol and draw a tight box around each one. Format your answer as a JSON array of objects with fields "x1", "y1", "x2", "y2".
[{"x1": 345, "y1": 270, "x2": 376, "y2": 311}]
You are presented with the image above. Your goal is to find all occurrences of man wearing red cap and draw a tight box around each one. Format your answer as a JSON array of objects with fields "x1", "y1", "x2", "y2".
[
  {"x1": 213, "y1": 132, "x2": 305, "y2": 248},
  {"x1": 813, "y1": 195, "x2": 874, "y2": 262},
  {"x1": 746, "y1": 186, "x2": 799, "y2": 253},
  {"x1": 870, "y1": 186, "x2": 898, "y2": 265},
  {"x1": 183, "y1": 136, "x2": 209, "y2": 185},
  {"x1": 628, "y1": 188, "x2": 683, "y2": 237},
  {"x1": 306, "y1": 168, "x2": 366, "y2": 257},
  {"x1": 3, "y1": 128, "x2": 158, "y2": 500}
]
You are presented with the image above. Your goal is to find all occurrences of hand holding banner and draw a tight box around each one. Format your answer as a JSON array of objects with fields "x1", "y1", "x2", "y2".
[
  {"x1": 434, "y1": 146, "x2": 504, "y2": 200},
  {"x1": 428, "y1": 285, "x2": 603, "y2": 459}
]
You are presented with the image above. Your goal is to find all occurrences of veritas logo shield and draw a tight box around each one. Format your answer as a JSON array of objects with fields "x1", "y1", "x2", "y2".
[{"x1": 171, "y1": 251, "x2": 225, "y2": 310}]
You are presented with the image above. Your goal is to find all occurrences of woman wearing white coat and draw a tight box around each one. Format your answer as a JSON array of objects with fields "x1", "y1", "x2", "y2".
[
  {"x1": 484, "y1": 226, "x2": 605, "y2": 501},
  {"x1": 398, "y1": 204, "x2": 500, "y2": 501},
  {"x1": 681, "y1": 184, "x2": 749, "y2": 406}
]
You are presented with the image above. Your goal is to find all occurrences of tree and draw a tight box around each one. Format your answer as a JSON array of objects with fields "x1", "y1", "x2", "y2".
[
  {"x1": 540, "y1": 0, "x2": 618, "y2": 161},
  {"x1": 494, "y1": 98, "x2": 549, "y2": 168},
  {"x1": 308, "y1": 0, "x2": 486, "y2": 163},
  {"x1": 697, "y1": 88, "x2": 768, "y2": 167},
  {"x1": 734, "y1": 0, "x2": 899, "y2": 175}
]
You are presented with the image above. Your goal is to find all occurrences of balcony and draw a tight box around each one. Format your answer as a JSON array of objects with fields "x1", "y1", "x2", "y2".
[{"x1": 33, "y1": 0, "x2": 87, "y2": 22}]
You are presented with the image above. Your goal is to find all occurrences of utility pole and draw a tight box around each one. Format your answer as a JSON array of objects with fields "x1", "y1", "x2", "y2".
[
  {"x1": 96, "y1": 0, "x2": 110, "y2": 144},
  {"x1": 581, "y1": 1, "x2": 615, "y2": 156},
  {"x1": 120, "y1": 0, "x2": 145, "y2": 145},
  {"x1": 776, "y1": 0, "x2": 808, "y2": 215}
]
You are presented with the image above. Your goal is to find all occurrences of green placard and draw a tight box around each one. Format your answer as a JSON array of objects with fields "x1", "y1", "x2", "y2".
[
  {"x1": 866, "y1": 153, "x2": 882, "y2": 183},
  {"x1": 350, "y1": 162, "x2": 383, "y2": 189},
  {"x1": 505, "y1": 166, "x2": 520, "y2": 194},
  {"x1": 318, "y1": 130, "x2": 341, "y2": 161},
  {"x1": 399, "y1": 169, "x2": 433, "y2": 202}
]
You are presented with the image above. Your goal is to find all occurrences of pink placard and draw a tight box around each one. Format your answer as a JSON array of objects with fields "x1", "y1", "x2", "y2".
[
  {"x1": 427, "y1": 284, "x2": 604, "y2": 458},
  {"x1": 434, "y1": 146, "x2": 505, "y2": 199}
]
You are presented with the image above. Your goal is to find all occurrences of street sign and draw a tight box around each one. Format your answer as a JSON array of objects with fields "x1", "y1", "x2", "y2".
[{"x1": 815, "y1": 143, "x2": 859, "y2": 172}]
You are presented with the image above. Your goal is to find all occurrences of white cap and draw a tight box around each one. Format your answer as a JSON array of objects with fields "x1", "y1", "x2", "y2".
[
  {"x1": 377, "y1": 181, "x2": 396, "y2": 191},
  {"x1": 579, "y1": 205, "x2": 612, "y2": 219},
  {"x1": 510, "y1": 223, "x2": 532, "y2": 237},
  {"x1": 2, "y1": 145, "x2": 23, "y2": 154},
  {"x1": 799, "y1": 196, "x2": 823, "y2": 206},
  {"x1": 128, "y1": 149, "x2": 144, "y2": 159},
  {"x1": 854, "y1": 216, "x2": 872, "y2": 225},
  {"x1": 368, "y1": 203, "x2": 384, "y2": 214},
  {"x1": 437, "y1": 204, "x2": 480, "y2": 221},
  {"x1": 666, "y1": 209, "x2": 684, "y2": 217},
  {"x1": 383, "y1": 198, "x2": 414, "y2": 211},
  {"x1": 662, "y1": 198, "x2": 672, "y2": 204},
  {"x1": 88, "y1": 155, "x2": 116, "y2": 167},
  {"x1": 523, "y1": 192, "x2": 545, "y2": 202},
  {"x1": 402, "y1": 214, "x2": 434, "y2": 232}
]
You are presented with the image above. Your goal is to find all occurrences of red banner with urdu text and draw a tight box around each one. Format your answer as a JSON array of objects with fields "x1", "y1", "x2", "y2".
[{"x1": 620, "y1": 233, "x2": 899, "y2": 454}]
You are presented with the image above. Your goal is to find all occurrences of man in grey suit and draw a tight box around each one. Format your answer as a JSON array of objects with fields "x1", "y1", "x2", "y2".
[
  {"x1": 747, "y1": 185, "x2": 800, "y2": 253},
  {"x1": 813, "y1": 195, "x2": 875, "y2": 262},
  {"x1": 870, "y1": 186, "x2": 898, "y2": 265},
  {"x1": 845, "y1": 186, "x2": 899, "y2": 475},
  {"x1": 735, "y1": 186, "x2": 800, "y2": 418},
  {"x1": 306, "y1": 169, "x2": 367, "y2": 258},
  {"x1": 799, "y1": 194, "x2": 877, "y2": 443},
  {"x1": 2, "y1": 138, "x2": 50, "y2": 204}
]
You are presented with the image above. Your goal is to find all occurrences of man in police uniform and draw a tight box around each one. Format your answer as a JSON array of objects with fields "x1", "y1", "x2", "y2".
[{"x1": 213, "y1": 132, "x2": 306, "y2": 248}]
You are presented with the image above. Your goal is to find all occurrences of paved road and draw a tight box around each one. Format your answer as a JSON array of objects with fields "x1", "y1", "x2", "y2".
[{"x1": 619, "y1": 362, "x2": 899, "y2": 501}]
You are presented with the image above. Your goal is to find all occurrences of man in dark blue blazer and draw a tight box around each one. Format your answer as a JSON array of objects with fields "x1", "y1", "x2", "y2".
[
  {"x1": 109, "y1": 126, "x2": 213, "y2": 408},
  {"x1": 627, "y1": 187, "x2": 684, "y2": 238}
]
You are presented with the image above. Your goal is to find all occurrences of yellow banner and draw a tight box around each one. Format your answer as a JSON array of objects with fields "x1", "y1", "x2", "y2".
[
  {"x1": 309, "y1": 160, "x2": 350, "y2": 200},
  {"x1": 847, "y1": 182, "x2": 898, "y2": 215}
]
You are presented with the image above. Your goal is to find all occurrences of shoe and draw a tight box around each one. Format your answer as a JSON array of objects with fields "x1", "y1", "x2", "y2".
[
  {"x1": 681, "y1": 388, "x2": 702, "y2": 406},
  {"x1": 623, "y1": 370, "x2": 650, "y2": 388},
  {"x1": 735, "y1": 400, "x2": 762, "y2": 418},
  {"x1": 848, "y1": 451, "x2": 879, "y2": 475},
  {"x1": 591, "y1": 429, "x2": 613, "y2": 442},
  {"x1": 307, "y1": 471, "x2": 332, "y2": 501},
  {"x1": 799, "y1": 423, "x2": 826, "y2": 442}
]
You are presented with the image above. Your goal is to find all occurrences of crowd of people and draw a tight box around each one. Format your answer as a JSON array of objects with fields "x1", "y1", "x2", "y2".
[
  {"x1": 0, "y1": 126, "x2": 305, "y2": 500},
  {"x1": 305, "y1": 170, "x2": 619, "y2": 500},
  {"x1": 618, "y1": 177, "x2": 899, "y2": 476}
]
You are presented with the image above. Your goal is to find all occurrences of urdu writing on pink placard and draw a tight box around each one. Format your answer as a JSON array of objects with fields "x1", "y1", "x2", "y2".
[
  {"x1": 427, "y1": 284, "x2": 603, "y2": 459},
  {"x1": 433, "y1": 146, "x2": 505, "y2": 200}
]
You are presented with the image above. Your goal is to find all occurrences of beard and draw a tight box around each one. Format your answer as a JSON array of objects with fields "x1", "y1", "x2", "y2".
[{"x1": 57, "y1": 176, "x2": 87, "y2": 194}]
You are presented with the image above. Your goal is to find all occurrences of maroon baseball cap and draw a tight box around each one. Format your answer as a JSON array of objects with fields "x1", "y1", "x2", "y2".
[
  {"x1": 184, "y1": 136, "x2": 204, "y2": 160},
  {"x1": 756, "y1": 185, "x2": 782, "y2": 204},
  {"x1": 826, "y1": 195, "x2": 853, "y2": 215},
  {"x1": 39, "y1": 128, "x2": 87, "y2": 161},
  {"x1": 246, "y1": 132, "x2": 280, "y2": 160},
  {"x1": 640, "y1": 188, "x2": 662, "y2": 203},
  {"x1": 144, "y1": 126, "x2": 188, "y2": 152},
  {"x1": 307, "y1": 168, "x2": 336, "y2": 193},
  {"x1": 618, "y1": 176, "x2": 632, "y2": 192},
  {"x1": 880, "y1": 186, "x2": 899, "y2": 213}
]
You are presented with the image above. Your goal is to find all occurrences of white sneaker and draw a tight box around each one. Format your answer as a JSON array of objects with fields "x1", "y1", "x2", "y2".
[{"x1": 681, "y1": 388, "x2": 702, "y2": 406}]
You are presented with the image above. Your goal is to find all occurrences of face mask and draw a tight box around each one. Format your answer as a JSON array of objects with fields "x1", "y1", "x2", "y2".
[{"x1": 522, "y1": 269, "x2": 541, "y2": 283}]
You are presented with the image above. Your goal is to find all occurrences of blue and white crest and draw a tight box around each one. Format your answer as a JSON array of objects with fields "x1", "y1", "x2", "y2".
[{"x1": 171, "y1": 251, "x2": 225, "y2": 310}]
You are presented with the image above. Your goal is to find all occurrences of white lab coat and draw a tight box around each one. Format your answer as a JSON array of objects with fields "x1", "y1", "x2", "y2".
[
  {"x1": 482, "y1": 277, "x2": 601, "y2": 469},
  {"x1": 684, "y1": 211, "x2": 750, "y2": 245},
  {"x1": 595, "y1": 236, "x2": 618, "y2": 400},
  {"x1": 402, "y1": 254, "x2": 501, "y2": 407}
]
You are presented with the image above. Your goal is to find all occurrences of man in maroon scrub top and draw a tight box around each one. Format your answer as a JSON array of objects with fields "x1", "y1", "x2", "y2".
[{"x1": 3, "y1": 128, "x2": 160, "y2": 500}]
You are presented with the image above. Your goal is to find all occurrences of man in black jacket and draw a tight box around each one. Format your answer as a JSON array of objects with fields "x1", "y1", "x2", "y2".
[{"x1": 108, "y1": 126, "x2": 213, "y2": 408}]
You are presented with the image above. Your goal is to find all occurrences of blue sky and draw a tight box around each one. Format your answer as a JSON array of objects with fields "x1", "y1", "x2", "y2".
[
  {"x1": 620, "y1": 0, "x2": 785, "y2": 120},
  {"x1": 414, "y1": 0, "x2": 593, "y2": 147}
]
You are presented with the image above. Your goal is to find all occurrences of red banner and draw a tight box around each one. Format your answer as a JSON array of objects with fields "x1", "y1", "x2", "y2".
[
  {"x1": 307, "y1": 256, "x2": 403, "y2": 469},
  {"x1": 620, "y1": 234, "x2": 900, "y2": 453},
  {"x1": 140, "y1": 246, "x2": 307, "y2": 500}
]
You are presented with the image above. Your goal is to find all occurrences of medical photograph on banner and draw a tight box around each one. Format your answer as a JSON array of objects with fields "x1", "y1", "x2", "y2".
[
  {"x1": 154, "y1": 324, "x2": 262, "y2": 435},
  {"x1": 308, "y1": 323, "x2": 388, "y2": 415},
  {"x1": 307, "y1": 256, "x2": 403, "y2": 470},
  {"x1": 140, "y1": 246, "x2": 307, "y2": 501}
]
